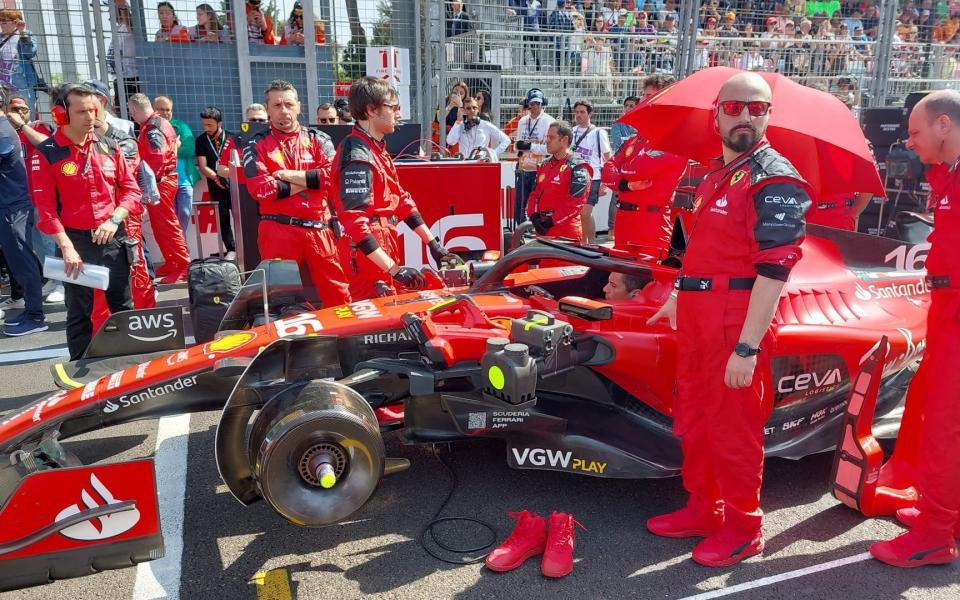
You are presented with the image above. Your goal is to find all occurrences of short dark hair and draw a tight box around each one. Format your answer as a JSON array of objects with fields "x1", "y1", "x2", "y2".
[
  {"x1": 623, "y1": 273, "x2": 646, "y2": 294},
  {"x1": 348, "y1": 76, "x2": 395, "y2": 120},
  {"x1": 573, "y1": 100, "x2": 593, "y2": 114},
  {"x1": 623, "y1": 95, "x2": 640, "y2": 105},
  {"x1": 317, "y1": 102, "x2": 334, "y2": 112},
  {"x1": 643, "y1": 73, "x2": 675, "y2": 91},
  {"x1": 200, "y1": 106, "x2": 223, "y2": 121},
  {"x1": 56, "y1": 83, "x2": 97, "y2": 111},
  {"x1": 549, "y1": 120, "x2": 573, "y2": 145},
  {"x1": 264, "y1": 79, "x2": 298, "y2": 101}
]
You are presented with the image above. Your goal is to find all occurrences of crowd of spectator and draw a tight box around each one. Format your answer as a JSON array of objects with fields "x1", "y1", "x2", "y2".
[
  {"x1": 444, "y1": 0, "x2": 960, "y2": 100},
  {"x1": 144, "y1": 0, "x2": 327, "y2": 46}
]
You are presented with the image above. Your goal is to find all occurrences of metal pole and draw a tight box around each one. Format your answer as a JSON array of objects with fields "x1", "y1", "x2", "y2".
[
  {"x1": 415, "y1": 0, "x2": 428, "y2": 140},
  {"x1": 234, "y1": 0, "x2": 254, "y2": 112},
  {"x1": 107, "y1": 0, "x2": 127, "y2": 119},
  {"x1": 78, "y1": 0, "x2": 99, "y2": 80},
  {"x1": 53, "y1": 2, "x2": 79, "y2": 82},
  {"x1": 869, "y1": 0, "x2": 899, "y2": 107},
  {"x1": 21, "y1": 0, "x2": 49, "y2": 112},
  {"x1": 303, "y1": 0, "x2": 319, "y2": 119},
  {"x1": 228, "y1": 149, "x2": 246, "y2": 273},
  {"x1": 90, "y1": 0, "x2": 110, "y2": 84}
]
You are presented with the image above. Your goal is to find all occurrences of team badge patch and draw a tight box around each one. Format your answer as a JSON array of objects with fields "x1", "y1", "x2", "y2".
[
  {"x1": 625, "y1": 145, "x2": 635, "y2": 157},
  {"x1": 61, "y1": 161, "x2": 78, "y2": 176},
  {"x1": 730, "y1": 170, "x2": 747, "y2": 185},
  {"x1": 301, "y1": 137, "x2": 310, "y2": 148},
  {"x1": 538, "y1": 173, "x2": 546, "y2": 182},
  {"x1": 98, "y1": 142, "x2": 109, "y2": 153},
  {"x1": 693, "y1": 196, "x2": 703, "y2": 211}
]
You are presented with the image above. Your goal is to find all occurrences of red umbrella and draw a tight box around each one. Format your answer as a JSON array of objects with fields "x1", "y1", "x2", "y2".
[{"x1": 619, "y1": 67, "x2": 884, "y2": 198}]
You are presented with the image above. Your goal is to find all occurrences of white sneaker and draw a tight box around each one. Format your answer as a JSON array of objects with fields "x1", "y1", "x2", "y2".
[
  {"x1": 43, "y1": 284, "x2": 65, "y2": 304},
  {"x1": 225, "y1": 251, "x2": 236, "y2": 261},
  {"x1": 0, "y1": 297, "x2": 25, "y2": 310}
]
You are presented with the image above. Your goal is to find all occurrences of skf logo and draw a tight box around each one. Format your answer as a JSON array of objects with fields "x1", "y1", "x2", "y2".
[
  {"x1": 61, "y1": 161, "x2": 78, "y2": 176},
  {"x1": 730, "y1": 170, "x2": 746, "y2": 185},
  {"x1": 511, "y1": 447, "x2": 607, "y2": 474},
  {"x1": 54, "y1": 474, "x2": 140, "y2": 541}
]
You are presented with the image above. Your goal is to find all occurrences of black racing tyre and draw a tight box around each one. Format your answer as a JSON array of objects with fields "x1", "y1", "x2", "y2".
[{"x1": 251, "y1": 380, "x2": 385, "y2": 527}]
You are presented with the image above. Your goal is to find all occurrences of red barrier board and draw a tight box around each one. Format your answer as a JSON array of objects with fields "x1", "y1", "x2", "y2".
[{"x1": 395, "y1": 161, "x2": 504, "y2": 268}]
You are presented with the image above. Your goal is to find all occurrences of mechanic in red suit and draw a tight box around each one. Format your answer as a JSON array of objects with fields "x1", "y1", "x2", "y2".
[
  {"x1": 90, "y1": 95, "x2": 156, "y2": 332},
  {"x1": 244, "y1": 80, "x2": 351, "y2": 308},
  {"x1": 331, "y1": 76, "x2": 462, "y2": 300},
  {"x1": 31, "y1": 84, "x2": 142, "y2": 360},
  {"x1": 601, "y1": 135, "x2": 688, "y2": 249},
  {"x1": 870, "y1": 90, "x2": 960, "y2": 568},
  {"x1": 127, "y1": 93, "x2": 191, "y2": 284},
  {"x1": 525, "y1": 121, "x2": 592, "y2": 242},
  {"x1": 647, "y1": 73, "x2": 811, "y2": 567},
  {"x1": 805, "y1": 191, "x2": 873, "y2": 231}
]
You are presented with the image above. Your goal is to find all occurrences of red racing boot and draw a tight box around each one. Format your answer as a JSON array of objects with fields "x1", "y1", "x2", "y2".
[
  {"x1": 158, "y1": 263, "x2": 189, "y2": 285},
  {"x1": 541, "y1": 512, "x2": 585, "y2": 578},
  {"x1": 691, "y1": 508, "x2": 764, "y2": 567},
  {"x1": 647, "y1": 496, "x2": 723, "y2": 539},
  {"x1": 485, "y1": 510, "x2": 546, "y2": 572},
  {"x1": 895, "y1": 507, "x2": 960, "y2": 539},
  {"x1": 870, "y1": 529, "x2": 958, "y2": 568}
]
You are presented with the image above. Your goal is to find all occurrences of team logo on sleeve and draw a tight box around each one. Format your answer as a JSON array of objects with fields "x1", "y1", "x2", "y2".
[
  {"x1": 730, "y1": 170, "x2": 747, "y2": 186},
  {"x1": 61, "y1": 161, "x2": 78, "y2": 176}
]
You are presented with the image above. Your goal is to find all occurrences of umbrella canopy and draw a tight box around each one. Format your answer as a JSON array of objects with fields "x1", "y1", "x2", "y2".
[{"x1": 619, "y1": 67, "x2": 884, "y2": 198}]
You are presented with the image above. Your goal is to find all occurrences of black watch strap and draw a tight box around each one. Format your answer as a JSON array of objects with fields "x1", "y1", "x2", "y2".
[{"x1": 734, "y1": 342, "x2": 760, "y2": 357}]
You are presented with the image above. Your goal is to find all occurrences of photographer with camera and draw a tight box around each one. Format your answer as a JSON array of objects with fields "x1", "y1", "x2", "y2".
[
  {"x1": 513, "y1": 88, "x2": 554, "y2": 225},
  {"x1": 446, "y1": 95, "x2": 509, "y2": 160},
  {"x1": 525, "y1": 121, "x2": 591, "y2": 242}
]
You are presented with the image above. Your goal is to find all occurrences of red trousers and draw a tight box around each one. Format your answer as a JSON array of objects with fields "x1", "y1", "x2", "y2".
[
  {"x1": 258, "y1": 219, "x2": 350, "y2": 308},
  {"x1": 341, "y1": 221, "x2": 402, "y2": 300},
  {"x1": 675, "y1": 286, "x2": 774, "y2": 533},
  {"x1": 146, "y1": 180, "x2": 190, "y2": 269},
  {"x1": 614, "y1": 203, "x2": 672, "y2": 250},
  {"x1": 915, "y1": 289, "x2": 960, "y2": 533},
  {"x1": 91, "y1": 214, "x2": 156, "y2": 334},
  {"x1": 542, "y1": 217, "x2": 583, "y2": 243}
]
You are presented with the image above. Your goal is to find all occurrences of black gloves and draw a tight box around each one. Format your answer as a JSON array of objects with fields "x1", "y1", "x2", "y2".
[
  {"x1": 392, "y1": 266, "x2": 425, "y2": 290},
  {"x1": 515, "y1": 140, "x2": 532, "y2": 151},
  {"x1": 428, "y1": 238, "x2": 464, "y2": 267},
  {"x1": 530, "y1": 212, "x2": 554, "y2": 235}
]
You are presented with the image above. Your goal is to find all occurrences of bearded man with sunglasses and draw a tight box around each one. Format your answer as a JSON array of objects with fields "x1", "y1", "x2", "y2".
[{"x1": 647, "y1": 72, "x2": 811, "y2": 568}]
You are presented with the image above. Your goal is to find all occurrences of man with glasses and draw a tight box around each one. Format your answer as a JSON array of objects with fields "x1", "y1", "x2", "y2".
[
  {"x1": 243, "y1": 79, "x2": 350, "y2": 307},
  {"x1": 647, "y1": 72, "x2": 810, "y2": 567},
  {"x1": 332, "y1": 76, "x2": 462, "y2": 300},
  {"x1": 195, "y1": 106, "x2": 237, "y2": 259},
  {"x1": 316, "y1": 102, "x2": 338, "y2": 125},
  {"x1": 446, "y1": 95, "x2": 509, "y2": 160}
]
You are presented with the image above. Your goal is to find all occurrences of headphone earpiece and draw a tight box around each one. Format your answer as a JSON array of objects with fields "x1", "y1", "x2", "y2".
[{"x1": 51, "y1": 86, "x2": 74, "y2": 127}]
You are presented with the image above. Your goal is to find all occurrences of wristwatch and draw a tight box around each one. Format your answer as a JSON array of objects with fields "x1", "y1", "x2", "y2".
[
  {"x1": 109, "y1": 214, "x2": 124, "y2": 226},
  {"x1": 734, "y1": 342, "x2": 760, "y2": 358}
]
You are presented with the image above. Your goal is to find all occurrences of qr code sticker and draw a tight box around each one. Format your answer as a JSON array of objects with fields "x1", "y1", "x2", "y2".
[{"x1": 468, "y1": 412, "x2": 486, "y2": 430}]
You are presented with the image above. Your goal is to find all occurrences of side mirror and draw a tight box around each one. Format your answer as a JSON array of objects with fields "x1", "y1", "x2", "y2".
[{"x1": 558, "y1": 296, "x2": 613, "y2": 322}]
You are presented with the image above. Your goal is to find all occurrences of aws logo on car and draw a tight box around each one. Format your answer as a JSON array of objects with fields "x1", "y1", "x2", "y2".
[{"x1": 510, "y1": 447, "x2": 607, "y2": 474}]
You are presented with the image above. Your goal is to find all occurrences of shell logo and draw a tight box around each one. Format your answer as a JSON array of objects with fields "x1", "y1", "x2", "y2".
[
  {"x1": 61, "y1": 161, "x2": 79, "y2": 176},
  {"x1": 271, "y1": 149, "x2": 286, "y2": 165},
  {"x1": 730, "y1": 170, "x2": 747, "y2": 186},
  {"x1": 206, "y1": 331, "x2": 256, "y2": 354}
]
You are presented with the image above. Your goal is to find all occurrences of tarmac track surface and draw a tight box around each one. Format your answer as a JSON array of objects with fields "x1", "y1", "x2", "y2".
[{"x1": 0, "y1": 287, "x2": 957, "y2": 600}]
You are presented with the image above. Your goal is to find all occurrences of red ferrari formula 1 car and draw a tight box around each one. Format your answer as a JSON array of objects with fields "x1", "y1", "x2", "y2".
[{"x1": 0, "y1": 224, "x2": 930, "y2": 589}]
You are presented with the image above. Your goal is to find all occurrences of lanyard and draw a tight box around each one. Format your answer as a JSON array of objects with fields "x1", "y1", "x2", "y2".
[
  {"x1": 525, "y1": 117, "x2": 541, "y2": 141},
  {"x1": 571, "y1": 125, "x2": 594, "y2": 151},
  {"x1": 206, "y1": 130, "x2": 226, "y2": 162}
]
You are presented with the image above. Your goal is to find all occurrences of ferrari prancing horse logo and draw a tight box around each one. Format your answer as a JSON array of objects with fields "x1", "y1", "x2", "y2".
[{"x1": 730, "y1": 170, "x2": 747, "y2": 186}]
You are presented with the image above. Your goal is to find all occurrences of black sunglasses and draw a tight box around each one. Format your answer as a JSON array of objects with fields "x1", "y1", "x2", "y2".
[
  {"x1": 317, "y1": 117, "x2": 337, "y2": 123},
  {"x1": 248, "y1": 117, "x2": 267, "y2": 123}
]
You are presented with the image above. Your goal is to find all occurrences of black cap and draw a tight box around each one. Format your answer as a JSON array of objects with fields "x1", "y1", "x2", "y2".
[{"x1": 82, "y1": 79, "x2": 110, "y2": 99}]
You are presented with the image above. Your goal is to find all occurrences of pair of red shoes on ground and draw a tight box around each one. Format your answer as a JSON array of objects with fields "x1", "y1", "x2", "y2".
[
  {"x1": 154, "y1": 262, "x2": 188, "y2": 285},
  {"x1": 485, "y1": 510, "x2": 584, "y2": 578},
  {"x1": 869, "y1": 506, "x2": 960, "y2": 568}
]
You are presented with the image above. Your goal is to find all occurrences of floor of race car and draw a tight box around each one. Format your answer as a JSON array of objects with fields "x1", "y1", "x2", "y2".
[{"x1": 0, "y1": 286, "x2": 957, "y2": 600}]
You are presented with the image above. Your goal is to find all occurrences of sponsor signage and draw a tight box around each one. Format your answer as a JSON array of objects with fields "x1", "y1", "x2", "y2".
[{"x1": 510, "y1": 447, "x2": 607, "y2": 475}]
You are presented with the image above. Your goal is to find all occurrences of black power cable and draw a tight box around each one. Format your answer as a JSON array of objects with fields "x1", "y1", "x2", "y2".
[{"x1": 418, "y1": 444, "x2": 498, "y2": 564}]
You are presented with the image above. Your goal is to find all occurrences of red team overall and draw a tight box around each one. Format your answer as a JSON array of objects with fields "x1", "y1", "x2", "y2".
[
  {"x1": 526, "y1": 122, "x2": 592, "y2": 242},
  {"x1": 870, "y1": 91, "x2": 960, "y2": 568},
  {"x1": 129, "y1": 97, "x2": 191, "y2": 283},
  {"x1": 332, "y1": 77, "x2": 461, "y2": 300},
  {"x1": 244, "y1": 80, "x2": 350, "y2": 307},
  {"x1": 647, "y1": 74, "x2": 811, "y2": 567},
  {"x1": 601, "y1": 135, "x2": 688, "y2": 249}
]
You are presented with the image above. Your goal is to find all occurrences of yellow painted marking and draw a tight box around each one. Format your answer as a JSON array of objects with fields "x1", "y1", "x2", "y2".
[
  {"x1": 253, "y1": 568, "x2": 293, "y2": 600},
  {"x1": 488, "y1": 365, "x2": 505, "y2": 390},
  {"x1": 524, "y1": 314, "x2": 549, "y2": 331},
  {"x1": 53, "y1": 363, "x2": 83, "y2": 389},
  {"x1": 427, "y1": 298, "x2": 456, "y2": 313}
]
